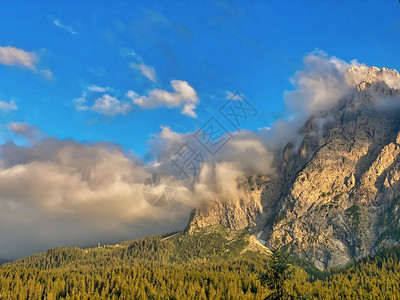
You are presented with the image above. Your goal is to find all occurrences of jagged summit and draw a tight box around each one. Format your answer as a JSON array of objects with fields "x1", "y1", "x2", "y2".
[
  {"x1": 188, "y1": 66, "x2": 400, "y2": 269},
  {"x1": 345, "y1": 65, "x2": 400, "y2": 89}
]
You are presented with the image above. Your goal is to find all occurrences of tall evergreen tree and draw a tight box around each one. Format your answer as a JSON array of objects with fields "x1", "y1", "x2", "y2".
[{"x1": 258, "y1": 242, "x2": 294, "y2": 299}]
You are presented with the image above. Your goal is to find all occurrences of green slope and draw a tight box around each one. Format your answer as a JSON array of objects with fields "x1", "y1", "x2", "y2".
[
  {"x1": 6, "y1": 225, "x2": 267, "y2": 270},
  {"x1": 1, "y1": 226, "x2": 400, "y2": 299}
]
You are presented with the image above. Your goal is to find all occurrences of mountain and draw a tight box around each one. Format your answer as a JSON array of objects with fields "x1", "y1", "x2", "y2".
[
  {"x1": 3, "y1": 66, "x2": 400, "y2": 298},
  {"x1": 188, "y1": 66, "x2": 400, "y2": 269}
]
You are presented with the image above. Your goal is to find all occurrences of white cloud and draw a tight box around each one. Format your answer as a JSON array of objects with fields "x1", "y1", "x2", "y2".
[
  {"x1": 130, "y1": 62, "x2": 156, "y2": 82},
  {"x1": 147, "y1": 126, "x2": 275, "y2": 193},
  {"x1": 87, "y1": 85, "x2": 111, "y2": 92},
  {"x1": 0, "y1": 99, "x2": 17, "y2": 113},
  {"x1": 0, "y1": 46, "x2": 38, "y2": 69},
  {"x1": 284, "y1": 51, "x2": 355, "y2": 117},
  {"x1": 76, "y1": 93, "x2": 133, "y2": 117},
  {"x1": 121, "y1": 49, "x2": 156, "y2": 82},
  {"x1": 53, "y1": 19, "x2": 77, "y2": 35},
  {"x1": 127, "y1": 80, "x2": 199, "y2": 118}
]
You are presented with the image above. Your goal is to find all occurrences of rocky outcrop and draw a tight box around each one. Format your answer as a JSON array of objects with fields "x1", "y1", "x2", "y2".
[
  {"x1": 186, "y1": 175, "x2": 278, "y2": 234},
  {"x1": 188, "y1": 66, "x2": 400, "y2": 269}
]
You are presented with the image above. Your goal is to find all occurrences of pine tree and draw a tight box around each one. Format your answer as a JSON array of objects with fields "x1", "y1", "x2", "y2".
[{"x1": 258, "y1": 242, "x2": 294, "y2": 299}]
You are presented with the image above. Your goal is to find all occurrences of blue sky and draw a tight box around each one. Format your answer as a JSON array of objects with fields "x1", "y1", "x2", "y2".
[{"x1": 1, "y1": 0, "x2": 399, "y2": 157}]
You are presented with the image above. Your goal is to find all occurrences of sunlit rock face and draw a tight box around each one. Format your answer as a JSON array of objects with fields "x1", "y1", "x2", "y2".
[{"x1": 188, "y1": 66, "x2": 400, "y2": 269}]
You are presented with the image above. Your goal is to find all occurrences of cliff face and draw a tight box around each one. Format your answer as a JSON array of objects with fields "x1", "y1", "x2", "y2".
[
  {"x1": 187, "y1": 66, "x2": 400, "y2": 269},
  {"x1": 186, "y1": 176, "x2": 280, "y2": 234},
  {"x1": 271, "y1": 79, "x2": 400, "y2": 269}
]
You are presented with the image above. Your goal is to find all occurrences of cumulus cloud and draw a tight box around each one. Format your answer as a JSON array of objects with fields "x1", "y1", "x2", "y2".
[
  {"x1": 76, "y1": 80, "x2": 199, "y2": 118},
  {"x1": 130, "y1": 62, "x2": 156, "y2": 82},
  {"x1": 93, "y1": 49, "x2": 198, "y2": 116},
  {"x1": 0, "y1": 99, "x2": 17, "y2": 113},
  {"x1": 127, "y1": 80, "x2": 199, "y2": 118},
  {"x1": 75, "y1": 92, "x2": 133, "y2": 117},
  {"x1": 53, "y1": 19, "x2": 77, "y2": 35},
  {"x1": 0, "y1": 46, "x2": 38, "y2": 69},
  {"x1": 216, "y1": 130, "x2": 274, "y2": 175},
  {"x1": 284, "y1": 51, "x2": 355, "y2": 117},
  {"x1": 146, "y1": 126, "x2": 189, "y2": 164}
]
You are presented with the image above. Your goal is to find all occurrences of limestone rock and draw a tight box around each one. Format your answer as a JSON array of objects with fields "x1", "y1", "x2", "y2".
[{"x1": 187, "y1": 67, "x2": 400, "y2": 269}]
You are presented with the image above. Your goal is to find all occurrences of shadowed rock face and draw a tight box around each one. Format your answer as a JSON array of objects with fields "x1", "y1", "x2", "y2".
[{"x1": 188, "y1": 67, "x2": 400, "y2": 269}]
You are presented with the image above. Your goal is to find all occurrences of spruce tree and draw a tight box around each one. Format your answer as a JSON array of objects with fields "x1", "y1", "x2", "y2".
[{"x1": 258, "y1": 242, "x2": 294, "y2": 299}]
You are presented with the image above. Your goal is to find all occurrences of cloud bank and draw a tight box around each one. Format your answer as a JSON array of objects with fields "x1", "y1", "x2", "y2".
[
  {"x1": 0, "y1": 122, "x2": 275, "y2": 259},
  {"x1": 0, "y1": 133, "x2": 196, "y2": 259}
]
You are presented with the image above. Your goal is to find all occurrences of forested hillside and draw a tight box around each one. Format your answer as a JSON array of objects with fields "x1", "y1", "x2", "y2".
[{"x1": 1, "y1": 226, "x2": 400, "y2": 299}]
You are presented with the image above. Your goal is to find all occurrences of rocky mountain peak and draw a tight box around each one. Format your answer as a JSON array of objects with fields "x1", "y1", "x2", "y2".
[
  {"x1": 346, "y1": 65, "x2": 400, "y2": 90},
  {"x1": 188, "y1": 66, "x2": 400, "y2": 269}
]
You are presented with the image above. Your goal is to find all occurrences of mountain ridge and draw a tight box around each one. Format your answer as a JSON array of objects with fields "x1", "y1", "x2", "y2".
[
  {"x1": 4, "y1": 225, "x2": 269, "y2": 270},
  {"x1": 187, "y1": 66, "x2": 400, "y2": 269}
]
